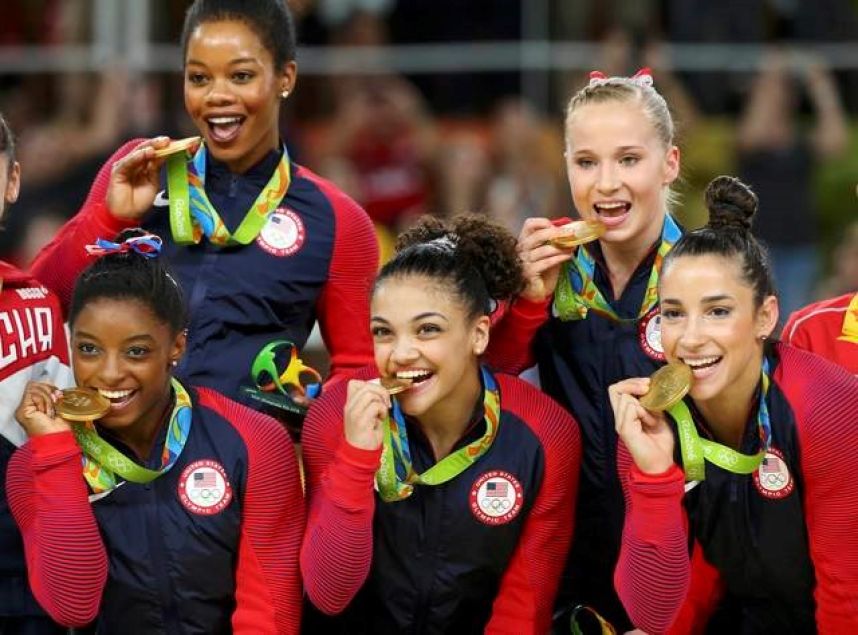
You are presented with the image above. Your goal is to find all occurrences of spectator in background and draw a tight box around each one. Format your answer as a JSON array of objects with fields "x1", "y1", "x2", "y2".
[
  {"x1": 322, "y1": 74, "x2": 437, "y2": 235},
  {"x1": 484, "y1": 97, "x2": 567, "y2": 233},
  {"x1": 737, "y1": 49, "x2": 848, "y2": 318},
  {"x1": 816, "y1": 220, "x2": 858, "y2": 300}
]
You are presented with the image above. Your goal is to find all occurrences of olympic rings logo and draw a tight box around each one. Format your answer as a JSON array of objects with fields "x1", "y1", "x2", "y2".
[
  {"x1": 763, "y1": 472, "x2": 786, "y2": 487},
  {"x1": 480, "y1": 497, "x2": 512, "y2": 513},
  {"x1": 194, "y1": 488, "x2": 223, "y2": 501}
]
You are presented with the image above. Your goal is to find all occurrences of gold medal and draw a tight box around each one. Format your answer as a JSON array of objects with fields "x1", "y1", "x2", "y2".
[
  {"x1": 380, "y1": 377, "x2": 412, "y2": 395},
  {"x1": 549, "y1": 219, "x2": 607, "y2": 249},
  {"x1": 152, "y1": 136, "x2": 201, "y2": 159},
  {"x1": 56, "y1": 388, "x2": 111, "y2": 422},
  {"x1": 639, "y1": 362, "x2": 692, "y2": 412}
]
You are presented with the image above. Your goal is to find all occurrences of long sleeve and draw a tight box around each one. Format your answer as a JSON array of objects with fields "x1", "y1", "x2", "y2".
[
  {"x1": 29, "y1": 140, "x2": 140, "y2": 312},
  {"x1": 666, "y1": 542, "x2": 723, "y2": 635},
  {"x1": 6, "y1": 431, "x2": 107, "y2": 627},
  {"x1": 778, "y1": 347, "x2": 858, "y2": 631},
  {"x1": 304, "y1": 169, "x2": 377, "y2": 386},
  {"x1": 300, "y1": 376, "x2": 379, "y2": 614},
  {"x1": 483, "y1": 296, "x2": 550, "y2": 375},
  {"x1": 486, "y1": 383, "x2": 580, "y2": 635},
  {"x1": 614, "y1": 459, "x2": 690, "y2": 635},
  {"x1": 197, "y1": 388, "x2": 305, "y2": 635}
]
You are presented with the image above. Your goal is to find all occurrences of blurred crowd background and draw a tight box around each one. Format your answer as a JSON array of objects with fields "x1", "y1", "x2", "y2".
[{"x1": 1, "y1": 0, "x2": 857, "y2": 322}]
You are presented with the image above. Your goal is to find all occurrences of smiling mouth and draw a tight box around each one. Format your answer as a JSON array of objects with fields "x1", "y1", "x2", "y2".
[
  {"x1": 205, "y1": 116, "x2": 244, "y2": 143},
  {"x1": 96, "y1": 388, "x2": 138, "y2": 409},
  {"x1": 681, "y1": 356, "x2": 723, "y2": 375},
  {"x1": 395, "y1": 370, "x2": 434, "y2": 385}
]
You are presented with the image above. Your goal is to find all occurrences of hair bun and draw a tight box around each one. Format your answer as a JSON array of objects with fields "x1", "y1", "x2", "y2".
[{"x1": 704, "y1": 175, "x2": 758, "y2": 231}]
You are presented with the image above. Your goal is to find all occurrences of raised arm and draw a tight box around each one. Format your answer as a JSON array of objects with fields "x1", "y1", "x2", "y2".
[
  {"x1": 30, "y1": 136, "x2": 181, "y2": 312},
  {"x1": 300, "y1": 374, "x2": 384, "y2": 614},
  {"x1": 486, "y1": 385, "x2": 580, "y2": 634},
  {"x1": 307, "y1": 172, "x2": 377, "y2": 385},
  {"x1": 484, "y1": 217, "x2": 570, "y2": 374},
  {"x1": 609, "y1": 377, "x2": 691, "y2": 633}
]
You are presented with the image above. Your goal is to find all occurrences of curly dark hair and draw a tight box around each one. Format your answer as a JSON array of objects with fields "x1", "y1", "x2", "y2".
[
  {"x1": 376, "y1": 213, "x2": 524, "y2": 319},
  {"x1": 69, "y1": 229, "x2": 188, "y2": 335},
  {"x1": 664, "y1": 175, "x2": 775, "y2": 308}
]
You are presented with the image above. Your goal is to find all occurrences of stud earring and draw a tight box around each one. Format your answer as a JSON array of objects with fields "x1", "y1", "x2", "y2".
[
  {"x1": 280, "y1": 89, "x2": 290, "y2": 99},
  {"x1": 171, "y1": 360, "x2": 179, "y2": 368}
]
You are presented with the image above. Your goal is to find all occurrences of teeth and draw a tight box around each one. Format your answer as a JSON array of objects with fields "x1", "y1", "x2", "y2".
[
  {"x1": 684, "y1": 356, "x2": 720, "y2": 368},
  {"x1": 396, "y1": 370, "x2": 432, "y2": 380},
  {"x1": 98, "y1": 389, "x2": 133, "y2": 399},
  {"x1": 595, "y1": 202, "x2": 627, "y2": 210},
  {"x1": 208, "y1": 116, "x2": 242, "y2": 125}
]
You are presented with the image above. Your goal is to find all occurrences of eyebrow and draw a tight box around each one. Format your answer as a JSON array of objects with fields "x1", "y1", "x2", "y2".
[
  {"x1": 370, "y1": 312, "x2": 449, "y2": 323},
  {"x1": 570, "y1": 145, "x2": 646, "y2": 156},
  {"x1": 185, "y1": 57, "x2": 261, "y2": 67},
  {"x1": 661, "y1": 294, "x2": 734, "y2": 305},
  {"x1": 73, "y1": 331, "x2": 157, "y2": 343}
]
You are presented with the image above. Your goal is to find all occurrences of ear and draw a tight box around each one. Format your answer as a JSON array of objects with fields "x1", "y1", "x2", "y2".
[
  {"x1": 5, "y1": 161, "x2": 20, "y2": 205},
  {"x1": 662, "y1": 145, "x2": 680, "y2": 186},
  {"x1": 756, "y1": 295, "x2": 779, "y2": 340},
  {"x1": 472, "y1": 315, "x2": 491, "y2": 357},
  {"x1": 279, "y1": 60, "x2": 298, "y2": 97},
  {"x1": 169, "y1": 328, "x2": 188, "y2": 370}
]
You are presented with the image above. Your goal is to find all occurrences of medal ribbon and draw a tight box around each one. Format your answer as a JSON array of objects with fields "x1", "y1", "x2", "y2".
[
  {"x1": 74, "y1": 378, "x2": 193, "y2": 494},
  {"x1": 553, "y1": 214, "x2": 682, "y2": 322},
  {"x1": 167, "y1": 143, "x2": 291, "y2": 246},
  {"x1": 838, "y1": 292, "x2": 858, "y2": 344},
  {"x1": 668, "y1": 359, "x2": 772, "y2": 481},
  {"x1": 375, "y1": 366, "x2": 500, "y2": 502}
]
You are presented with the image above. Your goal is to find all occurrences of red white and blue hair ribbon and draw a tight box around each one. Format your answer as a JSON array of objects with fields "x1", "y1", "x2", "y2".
[
  {"x1": 85, "y1": 234, "x2": 163, "y2": 259},
  {"x1": 589, "y1": 67, "x2": 654, "y2": 88}
]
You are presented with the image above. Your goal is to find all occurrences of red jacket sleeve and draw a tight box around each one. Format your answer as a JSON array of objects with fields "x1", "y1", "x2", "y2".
[
  {"x1": 614, "y1": 454, "x2": 691, "y2": 635},
  {"x1": 197, "y1": 389, "x2": 304, "y2": 635},
  {"x1": 300, "y1": 368, "x2": 380, "y2": 615},
  {"x1": 778, "y1": 346, "x2": 858, "y2": 631},
  {"x1": 483, "y1": 296, "x2": 550, "y2": 375},
  {"x1": 486, "y1": 378, "x2": 580, "y2": 634},
  {"x1": 29, "y1": 140, "x2": 141, "y2": 313},
  {"x1": 6, "y1": 431, "x2": 108, "y2": 627},
  {"x1": 665, "y1": 541, "x2": 723, "y2": 635},
  {"x1": 300, "y1": 169, "x2": 377, "y2": 386}
]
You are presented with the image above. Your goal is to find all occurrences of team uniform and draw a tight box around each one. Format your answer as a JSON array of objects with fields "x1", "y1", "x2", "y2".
[
  {"x1": 8, "y1": 385, "x2": 304, "y2": 634},
  {"x1": 782, "y1": 292, "x2": 858, "y2": 374},
  {"x1": 615, "y1": 344, "x2": 858, "y2": 634},
  {"x1": 31, "y1": 140, "x2": 378, "y2": 409},
  {"x1": 300, "y1": 365, "x2": 580, "y2": 634},
  {"x1": 0, "y1": 262, "x2": 72, "y2": 633},
  {"x1": 487, "y1": 237, "x2": 673, "y2": 630}
]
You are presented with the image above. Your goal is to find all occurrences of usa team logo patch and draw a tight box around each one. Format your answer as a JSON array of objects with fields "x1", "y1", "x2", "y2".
[
  {"x1": 469, "y1": 470, "x2": 523, "y2": 525},
  {"x1": 638, "y1": 307, "x2": 665, "y2": 361},
  {"x1": 256, "y1": 208, "x2": 305, "y2": 257},
  {"x1": 753, "y1": 447, "x2": 794, "y2": 500},
  {"x1": 178, "y1": 460, "x2": 233, "y2": 515}
]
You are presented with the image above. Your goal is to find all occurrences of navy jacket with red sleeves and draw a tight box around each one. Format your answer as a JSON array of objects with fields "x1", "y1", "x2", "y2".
[
  {"x1": 8, "y1": 386, "x2": 304, "y2": 634},
  {"x1": 301, "y1": 365, "x2": 581, "y2": 634},
  {"x1": 30, "y1": 140, "x2": 378, "y2": 408}
]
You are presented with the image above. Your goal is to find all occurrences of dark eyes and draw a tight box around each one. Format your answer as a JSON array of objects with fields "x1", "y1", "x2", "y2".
[{"x1": 77, "y1": 342, "x2": 98, "y2": 355}]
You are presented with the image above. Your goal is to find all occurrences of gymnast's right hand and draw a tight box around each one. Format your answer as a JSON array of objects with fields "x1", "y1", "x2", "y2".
[
  {"x1": 15, "y1": 382, "x2": 71, "y2": 438},
  {"x1": 343, "y1": 379, "x2": 391, "y2": 451},
  {"x1": 106, "y1": 137, "x2": 175, "y2": 221}
]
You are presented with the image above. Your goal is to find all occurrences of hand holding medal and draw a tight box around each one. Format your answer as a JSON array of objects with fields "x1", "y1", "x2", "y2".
[{"x1": 608, "y1": 372, "x2": 680, "y2": 476}]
